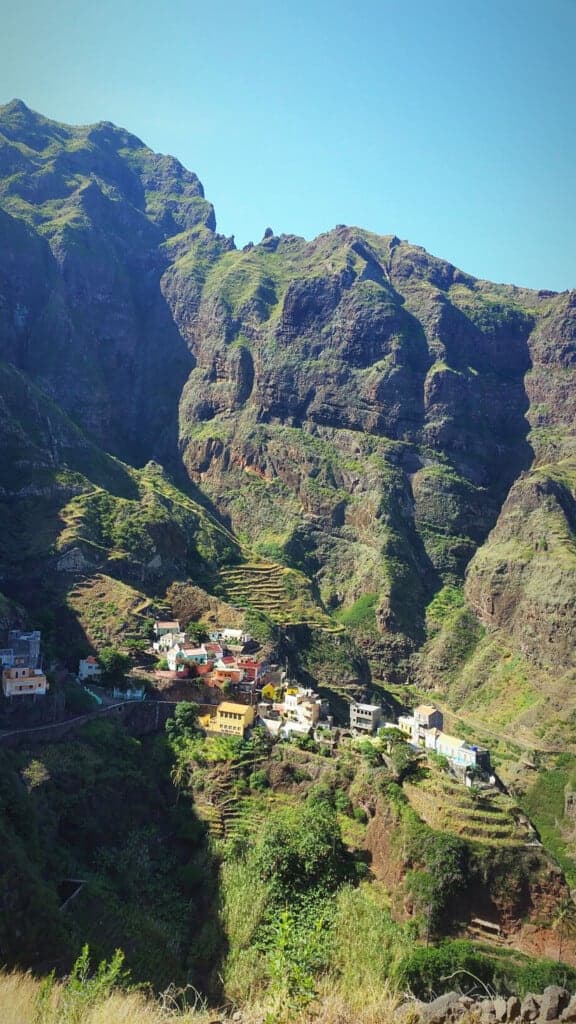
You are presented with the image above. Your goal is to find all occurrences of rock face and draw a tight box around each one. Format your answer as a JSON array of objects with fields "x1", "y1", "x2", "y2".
[
  {"x1": 0, "y1": 98, "x2": 224, "y2": 463},
  {"x1": 0, "y1": 100, "x2": 575, "y2": 737}
]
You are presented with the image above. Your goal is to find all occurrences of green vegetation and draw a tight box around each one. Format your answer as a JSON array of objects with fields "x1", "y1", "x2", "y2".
[
  {"x1": 397, "y1": 940, "x2": 576, "y2": 1000},
  {"x1": 520, "y1": 756, "x2": 576, "y2": 885},
  {"x1": 0, "y1": 720, "x2": 221, "y2": 992},
  {"x1": 403, "y1": 764, "x2": 534, "y2": 847},
  {"x1": 218, "y1": 561, "x2": 338, "y2": 629},
  {"x1": 335, "y1": 592, "x2": 379, "y2": 634},
  {"x1": 97, "y1": 647, "x2": 131, "y2": 683},
  {"x1": 425, "y1": 584, "x2": 465, "y2": 633}
]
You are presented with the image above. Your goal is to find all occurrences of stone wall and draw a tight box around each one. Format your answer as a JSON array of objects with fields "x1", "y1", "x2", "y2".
[
  {"x1": 0, "y1": 699, "x2": 176, "y2": 748},
  {"x1": 399, "y1": 985, "x2": 576, "y2": 1023}
]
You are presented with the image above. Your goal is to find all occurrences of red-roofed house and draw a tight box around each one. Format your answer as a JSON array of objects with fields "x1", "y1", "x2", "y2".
[
  {"x1": 236, "y1": 658, "x2": 265, "y2": 683},
  {"x1": 204, "y1": 642, "x2": 224, "y2": 659},
  {"x1": 78, "y1": 656, "x2": 102, "y2": 682}
]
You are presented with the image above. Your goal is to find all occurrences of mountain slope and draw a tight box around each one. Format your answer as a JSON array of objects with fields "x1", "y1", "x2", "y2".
[{"x1": 0, "y1": 100, "x2": 575, "y2": 742}]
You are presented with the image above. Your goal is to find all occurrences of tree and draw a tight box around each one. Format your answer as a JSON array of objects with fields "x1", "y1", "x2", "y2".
[
  {"x1": 553, "y1": 897, "x2": 576, "y2": 961},
  {"x1": 390, "y1": 741, "x2": 419, "y2": 781},
  {"x1": 170, "y1": 758, "x2": 191, "y2": 801},
  {"x1": 255, "y1": 802, "x2": 349, "y2": 903},
  {"x1": 98, "y1": 647, "x2": 131, "y2": 684},
  {"x1": 186, "y1": 622, "x2": 209, "y2": 645},
  {"x1": 166, "y1": 701, "x2": 199, "y2": 742}
]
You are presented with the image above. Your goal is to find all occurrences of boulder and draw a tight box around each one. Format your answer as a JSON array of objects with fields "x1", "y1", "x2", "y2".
[
  {"x1": 421, "y1": 991, "x2": 462, "y2": 1023},
  {"x1": 479, "y1": 1000, "x2": 496, "y2": 1023},
  {"x1": 539, "y1": 985, "x2": 570, "y2": 1021},
  {"x1": 561, "y1": 995, "x2": 576, "y2": 1022},
  {"x1": 395, "y1": 1000, "x2": 423, "y2": 1023},
  {"x1": 520, "y1": 994, "x2": 541, "y2": 1021},
  {"x1": 507, "y1": 995, "x2": 521, "y2": 1021},
  {"x1": 458, "y1": 995, "x2": 475, "y2": 1009},
  {"x1": 493, "y1": 996, "x2": 508, "y2": 1021}
]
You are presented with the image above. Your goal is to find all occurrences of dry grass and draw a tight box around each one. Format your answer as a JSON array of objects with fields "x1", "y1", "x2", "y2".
[
  {"x1": 0, "y1": 969, "x2": 404, "y2": 1024},
  {"x1": 0, "y1": 970, "x2": 215, "y2": 1024}
]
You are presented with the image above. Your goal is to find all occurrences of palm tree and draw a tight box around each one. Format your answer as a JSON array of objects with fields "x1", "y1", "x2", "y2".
[
  {"x1": 170, "y1": 758, "x2": 190, "y2": 802},
  {"x1": 552, "y1": 896, "x2": 576, "y2": 962}
]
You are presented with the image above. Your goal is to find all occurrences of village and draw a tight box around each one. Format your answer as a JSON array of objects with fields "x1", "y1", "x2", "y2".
[{"x1": 0, "y1": 618, "x2": 492, "y2": 782}]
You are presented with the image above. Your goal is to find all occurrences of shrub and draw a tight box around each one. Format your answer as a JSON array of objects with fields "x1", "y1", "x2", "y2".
[
  {"x1": 249, "y1": 769, "x2": 269, "y2": 791},
  {"x1": 396, "y1": 940, "x2": 576, "y2": 999},
  {"x1": 255, "y1": 802, "x2": 350, "y2": 903},
  {"x1": 167, "y1": 701, "x2": 199, "y2": 737},
  {"x1": 98, "y1": 647, "x2": 131, "y2": 683},
  {"x1": 186, "y1": 621, "x2": 209, "y2": 644}
]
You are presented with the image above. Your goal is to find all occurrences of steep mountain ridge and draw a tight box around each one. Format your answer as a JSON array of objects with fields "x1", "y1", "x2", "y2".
[
  {"x1": 0, "y1": 100, "x2": 575, "y2": 744},
  {"x1": 0, "y1": 98, "x2": 224, "y2": 463}
]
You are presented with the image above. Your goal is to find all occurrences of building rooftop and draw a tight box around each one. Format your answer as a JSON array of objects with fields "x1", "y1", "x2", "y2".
[
  {"x1": 218, "y1": 701, "x2": 248, "y2": 715},
  {"x1": 415, "y1": 704, "x2": 439, "y2": 716},
  {"x1": 437, "y1": 732, "x2": 465, "y2": 748},
  {"x1": 353, "y1": 702, "x2": 381, "y2": 712}
]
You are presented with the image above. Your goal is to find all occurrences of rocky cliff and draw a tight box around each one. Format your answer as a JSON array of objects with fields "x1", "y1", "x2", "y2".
[{"x1": 0, "y1": 100, "x2": 574, "y2": 744}]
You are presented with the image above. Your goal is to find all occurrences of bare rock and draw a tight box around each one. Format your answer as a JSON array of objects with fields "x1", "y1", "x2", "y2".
[
  {"x1": 539, "y1": 985, "x2": 570, "y2": 1021},
  {"x1": 520, "y1": 994, "x2": 541, "y2": 1021},
  {"x1": 420, "y1": 991, "x2": 462, "y2": 1023},
  {"x1": 479, "y1": 1000, "x2": 496, "y2": 1023},
  {"x1": 493, "y1": 996, "x2": 508, "y2": 1021},
  {"x1": 561, "y1": 994, "x2": 576, "y2": 1021},
  {"x1": 507, "y1": 995, "x2": 521, "y2": 1020}
]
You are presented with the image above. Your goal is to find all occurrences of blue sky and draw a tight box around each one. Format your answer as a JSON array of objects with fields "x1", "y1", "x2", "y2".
[{"x1": 1, "y1": 0, "x2": 574, "y2": 290}]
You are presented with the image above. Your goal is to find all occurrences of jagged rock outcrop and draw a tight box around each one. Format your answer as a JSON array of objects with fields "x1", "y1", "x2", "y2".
[{"x1": 0, "y1": 100, "x2": 575, "y2": 736}]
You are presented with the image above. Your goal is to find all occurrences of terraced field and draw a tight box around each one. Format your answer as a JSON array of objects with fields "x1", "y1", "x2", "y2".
[
  {"x1": 219, "y1": 561, "x2": 343, "y2": 630},
  {"x1": 194, "y1": 791, "x2": 288, "y2": 842},
  {"x1": 404, "y1": 769, "x2": 538, "y2": 847},
  {"x1": 194, "y1": 798, "x2": 225, "y2": 839}
]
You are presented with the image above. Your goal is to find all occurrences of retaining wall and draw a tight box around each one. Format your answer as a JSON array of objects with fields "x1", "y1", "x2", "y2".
[{"x1": 0, "y1": 700, "x2": 176, "y2": 748}]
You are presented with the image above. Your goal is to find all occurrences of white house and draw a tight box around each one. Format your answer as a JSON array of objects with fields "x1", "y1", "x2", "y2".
[
  {"x1": 153, "y1": 630, "x2": 186, "y2": 654},
  {"x1": 398, "y1": 705, "x2": 444, "y2": 747},
  {"x1": 78, "y1": 656, "x2": 102, "y2": 681},
  {"x1": 167, "y1": 643, "x2": 209, "y2": 673},
  {"x1": 398, "y1": 705, "x2": 490, "y2": 772},
  {"x1": 431, "y1": 731, "x2": 490, "y2": 770},
  {"x1": 208, "y1": 628, "x2": 252, "y2": 646},
  {"x1": 153, "y1": 620, "x2": 181, "y2": 640},
  {"x1": 113, "y1": 685, "x2": 146, "y2": 701},
  {"x1": 279, "y1": 686, "x2": 323, "y2": 736}
]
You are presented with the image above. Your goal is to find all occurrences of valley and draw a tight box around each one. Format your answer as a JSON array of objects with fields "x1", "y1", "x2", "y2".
[{"x1": 0, "y1": 98, "x2": 575, "y2": 1021}]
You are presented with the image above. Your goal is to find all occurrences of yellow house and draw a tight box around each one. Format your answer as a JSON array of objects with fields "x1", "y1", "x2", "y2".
[{"x1": 215, "y1": 701, "x2": 255, "y2": 737}]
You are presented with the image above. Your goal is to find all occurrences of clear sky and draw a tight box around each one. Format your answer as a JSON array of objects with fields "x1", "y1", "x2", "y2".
[{"x1": 1, "y1": 0, "x2": 574, "y2": 290}]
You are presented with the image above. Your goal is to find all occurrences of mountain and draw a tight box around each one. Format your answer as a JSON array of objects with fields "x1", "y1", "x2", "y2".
[{"x1": 0, "y1": 99, "x2": 575, "y2": 746}]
